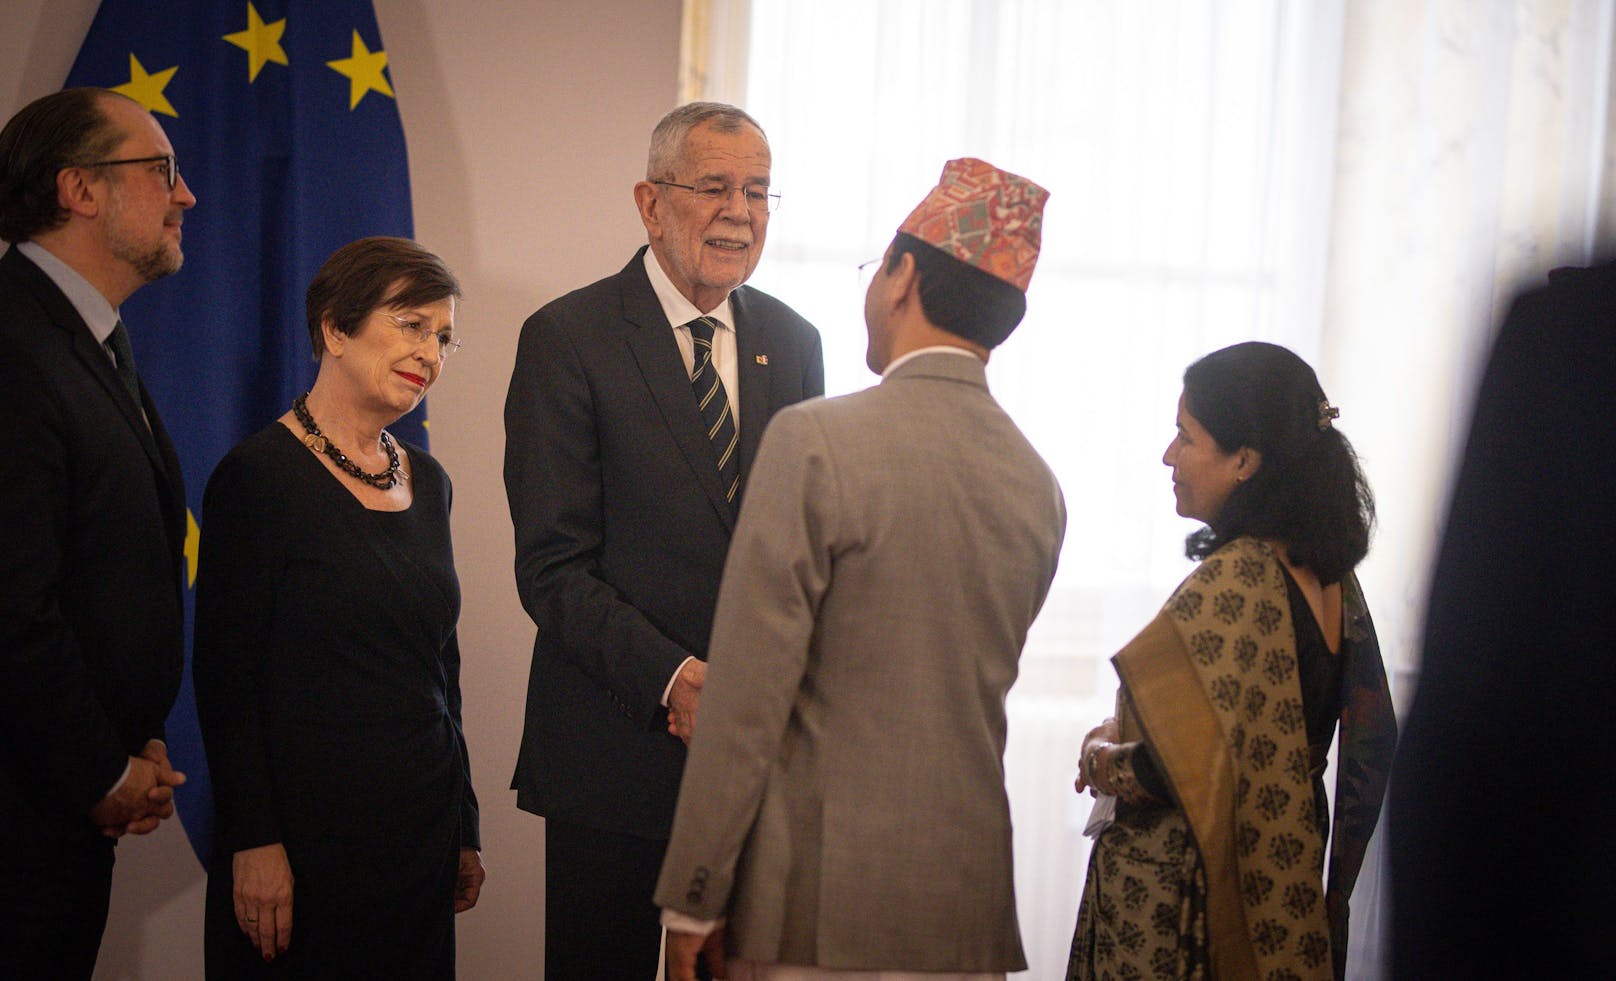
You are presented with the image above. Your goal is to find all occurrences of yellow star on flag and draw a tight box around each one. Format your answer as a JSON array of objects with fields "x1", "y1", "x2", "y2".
[
  {"x1": 184, "y1": 509, "x2": 200, "y2": 588},
  {"x1": 223, "y1": 2, "x2": 289, "y2": 82},
  {"x1": 326, "y1": 30, "x2": 395, "y2": 110},
  {"x1": 112, "y1": 54, "x2": 179, "y2": 117}
]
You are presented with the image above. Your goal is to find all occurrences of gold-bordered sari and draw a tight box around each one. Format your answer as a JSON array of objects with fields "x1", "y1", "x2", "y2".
[{"x1": 1069, "y1": 538, "x2": 1395, "y2": 981}]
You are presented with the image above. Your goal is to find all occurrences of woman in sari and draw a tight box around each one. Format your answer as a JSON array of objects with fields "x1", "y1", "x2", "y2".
[{"x1": 1067, "y1": 342, "x2": 1396, "y2": 981}]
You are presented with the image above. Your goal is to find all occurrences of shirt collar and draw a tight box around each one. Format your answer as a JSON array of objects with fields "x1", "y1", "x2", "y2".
[
  {"x1": 882, "y1": 345, "x2": 983, "y2": 378},
  {"x1": 16, "y1": 240, "x2": 121, "y2": 345},
  {"x1": 643, "y1": 248, "x2": 735, "y2": 333}
]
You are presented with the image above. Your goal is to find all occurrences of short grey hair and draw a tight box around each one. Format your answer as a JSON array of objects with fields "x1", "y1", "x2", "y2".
[{"x1": 645, "y1": 102, "x2": 767, "y2": 180}]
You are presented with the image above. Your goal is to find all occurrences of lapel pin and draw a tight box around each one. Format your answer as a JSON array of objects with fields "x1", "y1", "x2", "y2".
[{"x1": 755, "y1": 355, "x2": 769, "y2": 365}]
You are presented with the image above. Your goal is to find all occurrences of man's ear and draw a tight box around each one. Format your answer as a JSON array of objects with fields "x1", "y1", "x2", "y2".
[
  {"x1": 56, "y1": 166, "x2": 102, "y2": 220},
  {"x1": 632, "y1": 181, "x2": 662, "y2": 240},
  {"x1": 888, "y1": 250, "x2": 920, "y2": 307}
]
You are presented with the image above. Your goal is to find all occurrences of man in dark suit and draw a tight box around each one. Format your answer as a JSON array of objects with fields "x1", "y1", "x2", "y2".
[
  {"x1": 504, "y1": 102, "x2": 823, "y2": 978},
  {"x1": 1388, "y1": 261, "x2": 1616, "y2": 978},
  {"x1": 0, "y1": 87, "x2": 195, "y2": 979}
]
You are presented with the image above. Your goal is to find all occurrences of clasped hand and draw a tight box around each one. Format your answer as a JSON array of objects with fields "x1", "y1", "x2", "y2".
[
  {"x1": 1074, "y1": 717, "x2": 1119, "y2": 798},
  {"x1": 87, "y1": 739, "x2": 186, "y2": 838},
  {"x1": 666, "y1": 657, "x2": 707, "y2": 745}
]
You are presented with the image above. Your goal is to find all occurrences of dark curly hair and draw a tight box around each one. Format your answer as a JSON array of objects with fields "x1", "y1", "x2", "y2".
[
  {"x1": 1181, "y1": 341, "x2": 1374, "y2": 584},
  {"x1": 0, "y1": 88, "x2": 129, "y2": 244}
]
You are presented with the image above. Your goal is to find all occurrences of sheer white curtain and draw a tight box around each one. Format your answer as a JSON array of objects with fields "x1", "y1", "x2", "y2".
[
  {"x1": 1325, "y1": 0, "x2": 1616, "y2": 683},
  {"x1": 684, "y1": 0, "x2": 1614, "y2": 976},
  {"x1": 1315, "y1": 1, "x2": 1614, "y2": 972}
]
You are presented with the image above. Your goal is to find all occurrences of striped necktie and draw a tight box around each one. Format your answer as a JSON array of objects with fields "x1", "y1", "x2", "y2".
[
  {"x1": 105, "y1": 320, "x2": 144, "y2": 407},
  {"x1": 685, "y1": 316, "x2": 740, "y2": 506}
]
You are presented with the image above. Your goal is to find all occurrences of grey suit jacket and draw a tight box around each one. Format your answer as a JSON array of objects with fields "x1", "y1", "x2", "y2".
[
  {"x1": 504, "y1": 248, "x2": 823, "y2": 839},
  {"x1": 654, "y1": 351, "x2": 1067, "y2": 972}
]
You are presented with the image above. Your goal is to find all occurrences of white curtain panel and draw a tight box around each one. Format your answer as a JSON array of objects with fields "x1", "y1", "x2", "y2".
[
  {"x1": 685, "y1": 0, "x2": 1613, "y2": 976},
  {"x1": 1320, "y1": 1, "x2": 1612, "y2": 974},
  {"x1": 1327, "y1": 0, "x2": 1614, "y2": 691}
]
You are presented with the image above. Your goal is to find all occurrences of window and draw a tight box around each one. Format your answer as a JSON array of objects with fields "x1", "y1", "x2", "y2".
[{"x1": 700, "y1": 2, "x2": 1347, "y2": 971}]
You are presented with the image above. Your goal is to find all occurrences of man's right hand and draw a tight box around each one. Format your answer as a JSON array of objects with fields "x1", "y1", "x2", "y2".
[
  {"x1": 666, "y1": 926, "x2": 727, "y2": 981},
  {"x1": 667, "y1": 657, "x2": 707, "y2": 745},
  {"x1": 87, "y1": 752, "x2": 186, "y2": 837}
]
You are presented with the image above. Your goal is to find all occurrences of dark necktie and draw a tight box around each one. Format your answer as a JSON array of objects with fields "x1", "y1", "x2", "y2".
[
  {"x1": 686, "y1": 316, "x2": 740, "y2": 505},
  {"x1": 105, "y1": 320, "x2": 144, "y2": 407}
]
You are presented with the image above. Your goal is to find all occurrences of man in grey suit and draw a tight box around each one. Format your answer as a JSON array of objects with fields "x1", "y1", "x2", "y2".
[
  {"x1": 657, "y1": 158, "x2": 1065, "y2": 980},
  {"x1": 504, "y1": 102, "x2": 823, "y2": 978}
]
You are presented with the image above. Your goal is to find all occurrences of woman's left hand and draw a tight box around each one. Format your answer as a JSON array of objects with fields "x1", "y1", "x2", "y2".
[
  {"x1": 455, "y1": 848, "x2": 485, "y2": 913},
  {"x1": 1081, "y1": 744, "x2": 1118, "y2": 798},
  {"x1": 1075, "y1": 718, "x2": 1119, "y2": 797}
]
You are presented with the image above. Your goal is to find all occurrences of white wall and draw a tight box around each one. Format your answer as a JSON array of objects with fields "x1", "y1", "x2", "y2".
[{"x1": 0, "y1": 1, "x2": 682, "y2": 977}]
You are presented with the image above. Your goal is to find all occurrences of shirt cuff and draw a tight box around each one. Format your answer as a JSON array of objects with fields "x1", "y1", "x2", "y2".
[
  {"x1": 661, "y1": 908, "x2": 724, "y2": 936},
  {"x1": 104, "y1": 738, "x2": 166, "y2": 800},
  {"x1": 662, "y1": 655, "x2": 698, "y2": 707},
  {"x1": 104, "y1": 759, "x2": 133, "y2": 800}
]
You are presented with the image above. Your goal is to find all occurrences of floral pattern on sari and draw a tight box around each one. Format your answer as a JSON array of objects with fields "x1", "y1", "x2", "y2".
[{"x1": 1070, "y1": 539, "x2": 1395, "y2": 981}]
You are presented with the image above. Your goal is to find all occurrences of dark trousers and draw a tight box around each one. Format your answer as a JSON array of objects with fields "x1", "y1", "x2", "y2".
[
  {"x1": 544, "y1": 817, "x2": 666, "y2": 980},
  {"x1": 0, "y1": 829, "x2": 115, "y2": 981}
]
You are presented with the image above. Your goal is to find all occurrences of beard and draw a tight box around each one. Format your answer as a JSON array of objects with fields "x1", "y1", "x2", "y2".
[
  {"x1": 105, "y1": 191, "x2": 183, "y2": 284},
  {"x1": 137, "y1": 243, "x2": 182, "y2": 283},
  {"x1": 110, "y1": 228, "x2": 183, "y2": 283}
]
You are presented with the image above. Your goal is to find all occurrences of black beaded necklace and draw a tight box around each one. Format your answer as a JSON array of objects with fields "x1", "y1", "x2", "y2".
[{"x1": 292, "y1": 392, "x2": 404, "y2": 490}]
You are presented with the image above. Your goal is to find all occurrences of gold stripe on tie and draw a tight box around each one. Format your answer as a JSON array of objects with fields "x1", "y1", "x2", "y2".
[{"x1": 685, "y1": 316, "x2": 741, "y2": 507}]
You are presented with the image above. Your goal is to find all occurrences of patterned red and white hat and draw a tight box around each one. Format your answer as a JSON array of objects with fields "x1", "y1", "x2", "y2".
[{"x1": 898, "y1": 157, "x2": 1049, "y2": 292}]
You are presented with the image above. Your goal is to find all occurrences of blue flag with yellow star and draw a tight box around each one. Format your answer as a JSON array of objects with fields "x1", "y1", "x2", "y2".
[{"x1": 65, "y1": 0, "x2": 419, "y2": 865}]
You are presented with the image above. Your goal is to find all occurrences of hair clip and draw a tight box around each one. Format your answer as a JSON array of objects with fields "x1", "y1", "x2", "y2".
[{"x1": 1317, "y1": 398, "x2": 1340, "y2": 431}]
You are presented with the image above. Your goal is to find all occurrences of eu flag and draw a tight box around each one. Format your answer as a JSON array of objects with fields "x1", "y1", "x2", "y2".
[{"x1": 64, "y1": 0, "x2": 420, "y2": 864}]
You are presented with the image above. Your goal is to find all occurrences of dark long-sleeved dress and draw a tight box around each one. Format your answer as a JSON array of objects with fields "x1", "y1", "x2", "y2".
[{"x1": 193, "y1": 423, "x2": 478, "y2": 979}]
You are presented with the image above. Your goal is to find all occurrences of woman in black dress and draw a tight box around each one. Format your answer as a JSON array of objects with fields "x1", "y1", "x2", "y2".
[{"x1": 194, "y1": 237, "x2": 482, "y2": 977}]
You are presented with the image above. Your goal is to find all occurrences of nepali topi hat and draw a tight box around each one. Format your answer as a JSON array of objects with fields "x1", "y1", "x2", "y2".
[{"x1": 897, "y1": 157, "x2": 1048, "y2": 292}]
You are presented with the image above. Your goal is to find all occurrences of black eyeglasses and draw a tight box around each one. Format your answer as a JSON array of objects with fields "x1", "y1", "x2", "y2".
[
  {"x1": 78, "y1": 153, "x2": 178, "y2": 192},
  {"x1": 652, "y1": 179, "x2": 781, "y2": 214}
]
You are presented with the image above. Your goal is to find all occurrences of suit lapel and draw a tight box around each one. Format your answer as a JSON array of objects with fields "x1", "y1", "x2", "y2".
[
  {"x1": 69, "y1": 326, "x2": 166, "y2": 459},
  {"x1": 68, "y1": 313, "x2": 188, "y2": 553},
  {"x1": 140, "y1": 377, "x2": 188, "y2": 551},
  {"x1": 731, "y1": 287, "x2": 772, "y2": 491},
  {"x1": 5, "y1": 249, "x2": 186, "y2": 546},
  {"x1": 618, "y1": 251, "x2": 737, "y2": 531}
]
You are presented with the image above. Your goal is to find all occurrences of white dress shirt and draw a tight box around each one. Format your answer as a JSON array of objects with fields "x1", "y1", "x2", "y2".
[{"x1": 641, "y1": 248, "x2": 743, "y2": 708}]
